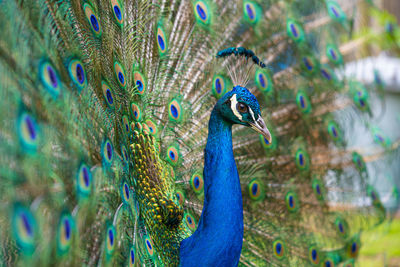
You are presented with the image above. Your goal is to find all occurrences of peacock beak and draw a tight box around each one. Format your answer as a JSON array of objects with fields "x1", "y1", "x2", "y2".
[{"x1": 249, "y1": 116, "x2": 272, "y2": 144}]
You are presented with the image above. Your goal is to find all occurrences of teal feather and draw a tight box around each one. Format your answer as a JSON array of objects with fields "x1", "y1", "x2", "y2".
[{"x1": 0, "y1": 0, "x2": 399, "y2": 266}]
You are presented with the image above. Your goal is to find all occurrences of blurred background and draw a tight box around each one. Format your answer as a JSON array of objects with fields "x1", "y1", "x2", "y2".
[{"x1": 341, "y1": 0, "x2": 400, "y2": 266}]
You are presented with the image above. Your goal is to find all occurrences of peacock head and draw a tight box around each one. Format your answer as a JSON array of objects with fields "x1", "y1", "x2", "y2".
[{"x1": 217, "y1": 86, "x2": 272, "y2": 143}]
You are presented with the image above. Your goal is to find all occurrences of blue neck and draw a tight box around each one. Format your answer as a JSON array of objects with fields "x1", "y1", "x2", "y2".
[{"x1": 179, "y1": 107, "x2": 243, "y2": 266}]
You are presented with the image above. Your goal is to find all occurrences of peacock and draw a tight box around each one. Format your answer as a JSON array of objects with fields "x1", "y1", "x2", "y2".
[{"x1": 0, "y1": 0, "x2": 399, "y2": 266}]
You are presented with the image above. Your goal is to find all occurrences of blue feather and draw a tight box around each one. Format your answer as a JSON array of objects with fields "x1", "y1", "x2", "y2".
[{"x1": 180, "y1": 94, "x2": 243, "y2": 267}]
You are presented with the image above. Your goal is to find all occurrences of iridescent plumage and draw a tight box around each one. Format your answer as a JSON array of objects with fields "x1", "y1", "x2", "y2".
[{"x1": 0, "y1": 0, "x2": 398, "y2": 266}]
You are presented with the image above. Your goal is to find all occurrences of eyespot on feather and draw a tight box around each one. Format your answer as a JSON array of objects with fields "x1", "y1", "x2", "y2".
[
  {"x1": 145, "y1": 119, "x2": 158, "y2": 136},
  {"x1": 121, "y1": 181, "x2": 131, "y2": 204},
  {"x1": 312, "y1": 178, "x2": 325, "y2": 201},
  {"x1": 102, "y1": 81, "x2": 115, "y2": 109},
  {"x1": 285, "y1": 191, "x2": 299, "y2": 212},
  {"x1": 326, "y1": 44, "x2": 343, "y2": 65},
  {"x1": 212, "y1": 74, "x2": 230, "y2": 99},
  {"x1": 121, "y1": 144, "x2": 129, "y2": 165},
  {"x1": 176, "y1": 189, "x2": 186, "y2": 206},
  {"x1": 57, "y1": 213, "x2": 74, "y2": 255},
  {"x1": 68, "y1": 59, "x2": 87, "y2": 91},
  {"x1": 190, "y1": 172, "x2": 204, "y2": 195},
  {"x1": 193, "y1": 1, "x2": 211, "y2": 26},
  {"x1": 352, "y1": 152, "x2": 366, "y2": 173},
  {"x1": 347, "y1": 239, "x2": 360, "y2": 258},
  {"x1": 243, "y1": 1, "x2": 262, "y2": 25},
  {"x1": 166, "y1": 144, "x2": 180, "y2": 166},
  {"x1": 83, "y1": 3, "x2": 102, "y2": 37},
  {"x1": 168, "y1": 99, "x2": 182, "y2": 122},
  {"x1": 39, "y1": 60, "x2": 61, "y2": 98},
  {"x1": 102, "y1": 139, "x2": 114, "y2": 166},
  {"x1": 323, "y1": 257, "x2": 335, "y2": 267},
  {"x1": 133, "y1": 71, "x2": 147, "y2": 95},
  {"x1": 248, "y1": 178, "x2": 264, "y2": 201},
  {"x1": 296, "y1": 90, "x2": 312, "y2": 115},
  {"x1": 128, "y1": 246, "x2": 136, "y2": 266},
  {"x1": 320, "y1": 66, "x2": 335, "y2": 81},
  {"x1": 286, "y1": 19, "x2": 305, "y2": 44},
  {"x1": 295, "y1": 148, "x2": 310, "y2": 171},
  {"x1": 309, "y1": 246, "x2": 320, "y2": 265},
  {"x1": 12, "y1": 204, "x2": 36, "y2": 254},
  {"x1": 122, "y1": 115, "x2": 130, "y2": 134},
  {"x1": 255, "y1": 69, "x2": 273, "y2": 93},
  {"x1": 17, "y1": 112, "x2": 39, "y2": 153},
  {"x1": 76, "y1": 163, "x2": 92, "y2": 197},
  {"x1": 272, "y1": 239, "x2": 286, "y2": 259},
  {"x1": 111, "y1": 0, "x2": 124, "y2": 26},
  {"x1": 114, "y1": 61, "x2": 127, "y2": 89},
  {"x1": 335, "y1": 217, "x2": 348, "y2": 238},
  {"x1": 301, "y1": 56, "x2": 318, "y2": 75},
  {"x1": 144, "y1": 236, "x2": 155, "y2": 257},
  {"x1": 156, "y1": 25, "x2": 168, "y2": 55},
  {"x1": 184, "y1": 212, "x2": 197, "y2": 231},
  {"x1": 326, "y1": 0, "x2": 346, "y2": 22},
  {"x1": 105, "y1": 225, "x2": 116, "y2": 256},
  {"x1": 131, "y1": 102, "x2": 142, "y2": 121}
]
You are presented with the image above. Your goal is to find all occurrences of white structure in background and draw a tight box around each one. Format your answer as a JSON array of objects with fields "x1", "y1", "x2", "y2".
[
  {"x1": 343, "y1": 53, "x2": 400, "y2": 93},
  {"x1": 335, "y1": 53, "x2": 400, "y2": 211}
]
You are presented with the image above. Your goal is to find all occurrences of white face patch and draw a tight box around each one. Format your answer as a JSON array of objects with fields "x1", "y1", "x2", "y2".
[
  {"x1": 249, "y1": 107, "x2": 256, "y2": 123},
  {"x1": 230, "y1": 94, "x2": 243, "y2": 121}
]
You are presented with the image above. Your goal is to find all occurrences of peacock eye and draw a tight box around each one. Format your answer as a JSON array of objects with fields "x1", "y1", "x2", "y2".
[{"x1": 237, "y1": 102, "x2": 248, "y2": 113}]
